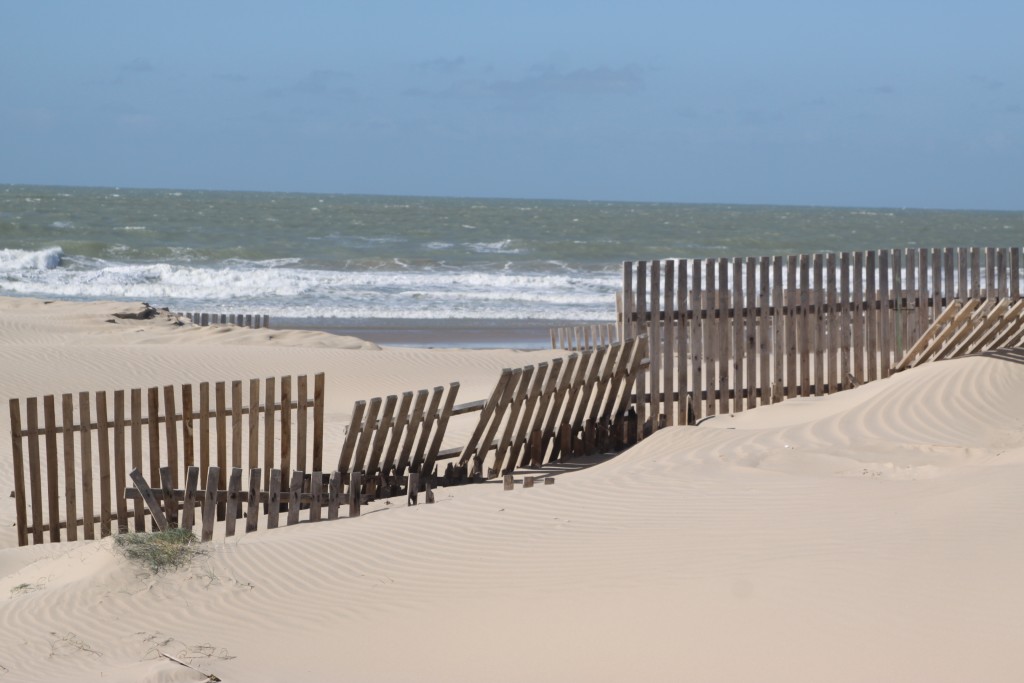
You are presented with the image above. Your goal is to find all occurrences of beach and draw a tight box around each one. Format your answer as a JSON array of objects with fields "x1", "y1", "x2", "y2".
[{"x1": 0, "y1": 294, "x2": 1022, "y2": 682}]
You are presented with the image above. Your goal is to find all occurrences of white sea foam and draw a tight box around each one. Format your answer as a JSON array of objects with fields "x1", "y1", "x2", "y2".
[{"x1": 0, "y1": 255, "x2": 619, "y2": 321}]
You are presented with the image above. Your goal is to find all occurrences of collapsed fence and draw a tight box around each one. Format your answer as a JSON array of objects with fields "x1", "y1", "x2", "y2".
[{"x1": 620, "y1": 246, "x2": 1024, "y2": 432}]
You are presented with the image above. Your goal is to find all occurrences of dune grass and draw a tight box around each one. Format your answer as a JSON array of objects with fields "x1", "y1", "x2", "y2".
[{"x1": 113, "y1": 528, "x2": 205, "y2": 574}]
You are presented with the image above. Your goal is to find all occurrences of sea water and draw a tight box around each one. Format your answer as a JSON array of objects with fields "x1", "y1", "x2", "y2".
[{"x1": 1, "y1": 184, "x2": 1021, "y2": 346}]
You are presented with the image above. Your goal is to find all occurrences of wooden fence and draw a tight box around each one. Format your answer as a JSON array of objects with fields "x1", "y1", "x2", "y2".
[
  {"x1": 8, "y1": 373, "x2": 324, "y2": 546},
  {"x1": 334, "y1": 336, "x2": 647, "y2": 499},
  {"x1": 549, "y1": 323, "x2": 619, "y2": 352},
  {"x1": 179, "y1": 312, "x2": 271, "y2": 329},
  {"x1": 621, "y1": 246, "x2": 1023, "y2": 430}
]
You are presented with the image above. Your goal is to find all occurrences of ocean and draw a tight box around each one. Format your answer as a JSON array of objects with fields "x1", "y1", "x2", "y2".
[{"x1": 2, "y1": 184, "x2": 1021, "y2": 347}]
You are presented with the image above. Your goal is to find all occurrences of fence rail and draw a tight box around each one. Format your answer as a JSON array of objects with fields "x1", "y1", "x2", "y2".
[
  {"x1": 621, "y1": 246, "x2": 1023, "y2": 431},
  {"x1": 8, "y1": 373, "x2": 324, "y2": 546}
]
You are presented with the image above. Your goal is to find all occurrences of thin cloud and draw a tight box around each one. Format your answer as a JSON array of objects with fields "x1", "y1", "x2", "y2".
[
  {"x1": 266, "y1": 69, "x2": 355, "y2": 98},
  {"x1": 406, "y1": 64, "x2": 645, "y2": 100}
]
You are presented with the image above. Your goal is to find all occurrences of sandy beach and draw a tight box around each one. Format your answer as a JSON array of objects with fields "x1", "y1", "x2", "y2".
[{"x1": 1, "y1": 295, "x2": 1022, "y2": 682}]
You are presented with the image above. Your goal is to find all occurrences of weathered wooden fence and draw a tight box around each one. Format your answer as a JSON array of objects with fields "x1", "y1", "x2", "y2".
[
  {"x1": 335, "y1": 336, "x2": 647, "y2": 499},
  {"x1": 549, "y1": 323, "x2": 620, "y2": 352},
  {"x1": 8, "y1": 373, "x2": 324, "y2": 546},
  {"x1": 179, "y1": 312, "x2": 271, "y2": 329},
  {"x1": 621, "y1": 246, "x2": 1023, "y2": 430}
]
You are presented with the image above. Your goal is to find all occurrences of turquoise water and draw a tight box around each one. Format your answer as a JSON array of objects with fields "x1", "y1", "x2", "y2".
[{"x1": 1, "y1": 184, "x2": 1021, "y2": 330}]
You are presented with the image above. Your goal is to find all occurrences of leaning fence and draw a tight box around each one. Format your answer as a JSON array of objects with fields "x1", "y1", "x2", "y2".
[{"x1": 620, "y1": 246, "x2": 1024, "y2": 432}]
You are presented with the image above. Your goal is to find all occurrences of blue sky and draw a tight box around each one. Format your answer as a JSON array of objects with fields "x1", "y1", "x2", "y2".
[{"x1": 2, "y1": 1, "x2": 1022, "y2": 210}]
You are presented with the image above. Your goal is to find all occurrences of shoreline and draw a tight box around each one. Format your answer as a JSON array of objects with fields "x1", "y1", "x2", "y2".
[{"x1": 254, "y1": 316, "x2": 600, "y2": 349}]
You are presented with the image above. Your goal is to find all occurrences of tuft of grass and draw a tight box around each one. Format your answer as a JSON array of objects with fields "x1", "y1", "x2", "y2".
[{"x1": 113, "y1": 528, "x2": 205, "y2": 574}]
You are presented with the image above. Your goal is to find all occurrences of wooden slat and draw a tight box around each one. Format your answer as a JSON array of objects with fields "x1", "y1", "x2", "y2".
[
  {"x1": 225, "y1": 467, "x2": 242, "y2": 537},
  {"x1": 286, "y1": 469, "x2": 303, "y2": 526},
  {"x1": 813, "y1": 253, "x2": 824, "y2": 396},
  {"x1": 9, "y1": 400, "x2": 28, "y2": 546},
  {"x1": 147, "y1": 387, "x2": 161, "y2": 499},
  {"x1": 114, "y1": 390, "x2": 129, "y2": 534},
  {"x1": 622, "y1": 260, "x2": 634, "y2": 341},
  {"x1": 745, "y1": 256, "x2": 757, "y2": 409},
  {"x1": 348, "y1": 470, "x2": 362, "y2": 518},
  {"x1": 162, "y1": 387, "x2": 181, "y2": 489},
  {"x1": 826, "y1": 252, "x2": 838, "y2": 394},
  {"x1": 732, "y1": 256, "x2": 744, "y2": 413},
  {"x1": 1011, "y1": 248, "x2": 1021, "y2": 299},
  {"x1": 865, "y1": 250, "x2": 878, "y2": 382},
  {"x1": 798, "y1": 253, "x2": 811, "y2": 396},
  {"x1": 635, "y1": 261, "x2": 648, "y2": 434},
  {"x1": 96, "y1": 391, "x2": 112, "y2": 538},
  {"x1": 27, "y1": 397, "x2": 43, "y2": 544},
  {"x1": 231, "y1": 380, "x2": 243, "y2": 471},
  {"x1": 327, "y1": 470, "x2": 342, "y2": 521},
  {"x1": 202, "y1": 466, "x2": 219, "y2": 541},
  {"x1": 705, "y1": 259, "x2": 717, "y2": 413},
  {"x1": 43, "y1": 395, "x2": 61, "y2": 542},
  {"x1": 199, "y1": 382, "x2": 211, "y2": 480},
  {"x1": 690, "y1": 259, "x2": 703, "y2": 418},
  {"x1": 296, "y1": 375, "x2": 308, "y2": 474},
  {"x1": 717, "y1": 257, "x2": 729, "y2": 415},
  {"x1": 79, "y1": 392, "x2": 95, "y2": 540},
  {"x1": 263, "y1": 377, "x2": 276, "y2": 481},
  {"x1": 771, "y1": 256, "x2": 784, "y2": 401},
  {"x1": 246, "y1": 467, "x2": 262, "y2": 532},
  {"x1": 266, "y1": 468, "x2": 281, "y2": 530},
  {"x1": 648, "y1": 260, "x2": 661, "y2": 432},
  {"x1": 280, "y1": 375, "x2": 292, "y2": 484},
  {"x1": 852, "y1": 251, "x2": 865, "y2": 385},
  {"x1": 181, "y1": 466, "x2": 200, "y2": 531},
  {"x1": 181, "y1": 384, "x2": 195, "y2": 472},
  {"x1": 879, "y1": 249, "x2": 892, "y2": 378},
  {"x1": 785, "y1": 255, "x2": 798, "y2": 398},
  {"x1": 312, "y1": 372, "x2": 325, "y2": 472},
  {"x1": 663, "y1": 259, "x2": 676, "y2": 424},
  {"x1": 61, "y1": 394, "x2": 78, "y2": 542},
  {"x1": 215, "y1": 382, "x2": 227, "y2": 519},
  {"x1": 247, "y1": 378, "x2": 260, "y2": 470},
  {"x1": 677, "y1": 259, "x2": 689, "y2": 423}
]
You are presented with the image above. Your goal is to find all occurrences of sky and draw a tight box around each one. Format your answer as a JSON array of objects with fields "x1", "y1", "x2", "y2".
[{"x1": 1, "y1": 1, "x2": 1022, "y2": 211}]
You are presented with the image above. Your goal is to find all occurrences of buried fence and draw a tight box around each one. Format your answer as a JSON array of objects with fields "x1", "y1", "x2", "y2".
[
  {"x1": 8, "y1": 374, "x2": 324, "y2": 546},
  {"x1": 620, "y1": 246, "x2": 1024, "y2": 432},
  {"x1": 8, "y1": 336, "x2": 649, "y2": 545}
]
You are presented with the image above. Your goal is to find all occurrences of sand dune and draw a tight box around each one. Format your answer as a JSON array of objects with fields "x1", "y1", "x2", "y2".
[{"x1": 1, "y1": 296, "x2": 1022, "y2": 682}]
